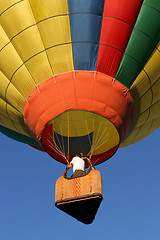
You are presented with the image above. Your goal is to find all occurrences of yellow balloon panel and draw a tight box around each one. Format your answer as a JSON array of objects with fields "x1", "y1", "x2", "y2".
[
  {"x1": 13, "y1": 120, "x2": 31, "y2": 137},
  {"x1": 0, "y1": 107, "x2": 30, "y2": 138},
  {"x1": 0, "y1": 27, "x2": 37, "y2": 98},
  {"x1": 121, "y1": 117, "x2": 160, "y2": 147},
  {"x1": 0, "y1": 98, "x2": 20, "y2": 121},
  {"x1": 121, "y1": 42, "x2": 160, "y2": 147},
  {"x1": 0, "y1": 72, "x2": 29, "y2": 137},
  {"x1": 6, "y1": 84, "x2": 26, "y2": 112},
  {"x1": 24, "y1": 50, "x2": 53, "y2": 84},
  {"x1": 1, "y1": 1, "x2": 53, "y2": 83},
  {"x1": 29, "y1": 0, "x2": 69, "y2": 22},
  {"x1": 134, "y1": 91, "x2": 153, "y2": 116},
  {"x1": 10, "y1": 26, "x2": 42, "y2": 61},
  {"x1": 0, "y1": 113, "x2": 18, "y2": 132},
  {"x1": 1, "y1": 0, "x2": 73, "y2": 96},
  {"x1": 0, "y1": 25, "x2": 9, "y2": 49},
  {"x1": 0, "y1": 42, "x2": 37, "y2": 99},
  {"x1": 36, "y1": 17, "x2": 72, "y2": 47},
  {"x1": 8, "y1": 65, "x2": 36, "y2": 99},
  {"x1": 0, "y1": 72, "x2": 25, "y2": 112},
  {"x1": 0, "y1": 0, "x2": 24, "y2": 18},
  {"x1": 130, "y1": 43, "x2": 160, "y2": 101},
  {"x1": 0, "y1": 1, "x2": 35, "y2": 39},
  {"x1": 0, "y1": 26, "x2": 23, "y2": 79},
  {"x1": 133, "y1": 110, "x2": 150, "y2": 129},
  {"x1": 46, "y1": 45, "x2": 74, "y2": 75},
  {"x1": 0, "y1": 115, "x2": 32, "y2": 138},
  {"x1": 149, "y1": 100, "x2": 160, "y2": 121},
  {"x1": 29, "y1": 0, "x2": 74, "y2": 74},
  {"x1": 152, "y1": 80, "x2": 160, "y2": 105},
  {"x1": 0, "y1": 72, "x2": 11, "y2": 100}
]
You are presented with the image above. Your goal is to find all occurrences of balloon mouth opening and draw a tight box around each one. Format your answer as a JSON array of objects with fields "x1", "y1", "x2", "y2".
[
  {"x1": 41, "y1": 110, "x2": 120, "y2": 164},
  {"x1": 23, "y1": 71, "x2": 135, "y2": 165}
]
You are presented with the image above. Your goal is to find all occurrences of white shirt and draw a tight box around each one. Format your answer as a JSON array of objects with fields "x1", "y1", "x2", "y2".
[{"x1": 70, "y1": 156, "x2": 85, "y2": 173}]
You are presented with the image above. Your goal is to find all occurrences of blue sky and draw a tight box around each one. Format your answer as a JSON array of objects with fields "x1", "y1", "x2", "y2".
[{"x1": 0, "y1": 128, "x2": 159, "y2": 240}]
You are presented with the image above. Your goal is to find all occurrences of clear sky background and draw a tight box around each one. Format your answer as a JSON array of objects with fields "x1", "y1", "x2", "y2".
[{"x1": 0, "y1": 128, "x2": 159, "y2": 240}]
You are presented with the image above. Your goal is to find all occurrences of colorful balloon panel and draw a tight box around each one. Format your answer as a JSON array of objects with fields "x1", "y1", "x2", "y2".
[
  {"x1": 120, "y1": 41, "x2": 160, "y2": 147},
  {"x1": 0, "y1": 0, "x2": 160, "y2": 164}
]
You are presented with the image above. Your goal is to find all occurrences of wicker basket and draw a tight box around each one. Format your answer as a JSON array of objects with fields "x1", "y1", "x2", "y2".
[{"x1": 55, "y1": 169, "x2": 103, "y2": 224}]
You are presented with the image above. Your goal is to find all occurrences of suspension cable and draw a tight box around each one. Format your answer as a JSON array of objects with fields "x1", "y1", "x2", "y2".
[
  {"x1": 60, "y1": 125, "x2": 65, "y2": 156},
  {"x1": 67, "y1": 111, "x2": 70, "y2": 163},
  {"x1": 47, "y1": 138, "x2": 66, "y2": 159},
  {"x1": 89, "y1": 120, "x2": 103, "y2": 159}
]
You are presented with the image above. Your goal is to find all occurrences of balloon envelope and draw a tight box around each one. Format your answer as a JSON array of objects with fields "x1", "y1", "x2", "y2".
[{"x1": 0, "y1": 0, "x2": 160, "y2": 165}]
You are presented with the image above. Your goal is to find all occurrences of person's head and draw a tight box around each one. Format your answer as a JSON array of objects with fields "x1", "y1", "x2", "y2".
[{"x1": 79, "y1": 153, "x2": 83, "y2": 158}]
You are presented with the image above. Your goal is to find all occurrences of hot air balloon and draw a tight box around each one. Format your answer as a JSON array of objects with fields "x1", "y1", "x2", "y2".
[{"x1": 0, "y1": 0, "x2": 160, "y2": 223}]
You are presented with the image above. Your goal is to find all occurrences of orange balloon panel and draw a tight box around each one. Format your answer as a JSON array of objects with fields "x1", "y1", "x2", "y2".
[{"x1": 23, "y1": 71, "x2": 134, "y2": 164}]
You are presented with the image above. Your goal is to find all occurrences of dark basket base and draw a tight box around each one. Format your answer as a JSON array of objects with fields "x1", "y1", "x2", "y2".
[{"x1": 55, "y1": 193, "x2": 103, "y2": 224}]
